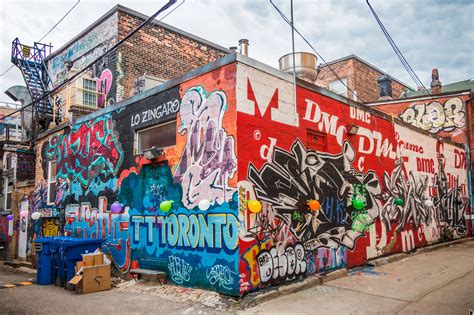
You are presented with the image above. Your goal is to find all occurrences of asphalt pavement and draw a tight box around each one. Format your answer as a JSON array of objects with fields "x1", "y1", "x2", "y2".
[{"x1": 1, "y1": 240, "x2": 473, "y2": 314}]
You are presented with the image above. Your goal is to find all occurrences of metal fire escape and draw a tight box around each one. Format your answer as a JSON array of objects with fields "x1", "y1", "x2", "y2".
[{"x1": 11, "y1": 38, "x2": 61, "y2": 130}]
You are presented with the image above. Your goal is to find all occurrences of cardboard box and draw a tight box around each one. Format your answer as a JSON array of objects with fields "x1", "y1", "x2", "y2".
[
  {"x1": 69, "y1": 264, "x2": 111, "y2": 294},
  {"x1": 82, "y1": 254, "x2": 94, "y2": 266},
  {"x1": 94, "y1": 253, "x2": 104, "y2": 265},
  {"x1": 82, "y1": 252, "x2": 103, "y2": 266}
]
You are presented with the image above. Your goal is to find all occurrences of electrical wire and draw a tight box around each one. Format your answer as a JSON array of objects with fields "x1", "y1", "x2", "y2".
[
  {"x1": 366, "y1": 0, "x2": 432, "y2": 97},
  {"x1": 0, "y1": 0, "x2": 81, "y2": 77},
  {"x1": 38, "y1": 0, "x2": 81, "y2": 43},
  {"x1": 1, "y1": 0, "x2": 181, "y2": 121},
  {"x1": 269, "y1": 0, "x2": 368, "y2": 104}
]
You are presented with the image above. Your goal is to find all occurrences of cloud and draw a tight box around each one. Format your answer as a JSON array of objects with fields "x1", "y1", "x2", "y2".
[{"x1": 0, "y1": 0, "x2": 472, "y2": 102}]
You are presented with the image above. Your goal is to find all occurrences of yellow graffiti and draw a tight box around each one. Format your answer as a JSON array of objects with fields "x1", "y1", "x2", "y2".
[
  {"x1": 243, "y1": 239, "x2": 273, "y2": 288},
  {"x1": 42, "y1": 218, "x2": 59, "y2": 237}
]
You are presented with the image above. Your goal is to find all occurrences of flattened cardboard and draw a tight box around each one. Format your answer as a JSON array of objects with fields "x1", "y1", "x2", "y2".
[{"x1": 69, "y1": 275, "x2": 82, "y2": 285}]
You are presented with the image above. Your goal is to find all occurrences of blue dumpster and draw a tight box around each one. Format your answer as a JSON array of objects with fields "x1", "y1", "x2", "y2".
[
  {"x1": 55, "y1": 237, "x2": 104, "y2": 289},
  {"x1": 34, "y1": 237, "x2": 57, "y2": 285}
]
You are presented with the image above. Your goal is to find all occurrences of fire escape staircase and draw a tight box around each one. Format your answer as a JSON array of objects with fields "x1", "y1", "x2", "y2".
[{"x1": 11, "y1": 38, "x2": 61, "y2": 129}]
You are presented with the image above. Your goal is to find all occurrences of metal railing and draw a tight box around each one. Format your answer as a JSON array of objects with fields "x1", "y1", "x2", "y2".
[{"x1": 0, "y1": 119, "x2": 27, "y2": 142}]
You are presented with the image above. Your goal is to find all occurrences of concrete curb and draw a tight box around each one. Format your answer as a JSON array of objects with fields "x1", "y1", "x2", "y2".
[
  {"x1": 240, "y1": 237, "x2": 474, "y2": 309},
  {"x1": 367, "y1": 236, "x2": 474, "y2": 267},
  {"x1": 241, "y1": 268, "x2": 347, "y2": 308}
]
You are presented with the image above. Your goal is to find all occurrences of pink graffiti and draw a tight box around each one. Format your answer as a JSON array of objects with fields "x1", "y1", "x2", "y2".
[{"x1": 97, "y1": 69, "x2": 113, "y2": 107}]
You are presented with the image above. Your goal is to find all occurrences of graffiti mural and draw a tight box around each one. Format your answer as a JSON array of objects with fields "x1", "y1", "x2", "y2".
[
  {"x1": 174, "y1": 86, "x2": 237, "y2": 209},
  {"x1": 247, "y1": 139, "x2": 380, "y2": 251},
  {"x1": 41, "y1": 218, "x2": 60, "y2": 237},
  {"x1": 399, "y1": 97, "x2": 465, "y2": 134},
  {"x1": 42, "y1": 114, "x2": 123, "y2": 190},
  {"x1": 38, "y1": 60, "x2": 469, "y2": 297},
  {"x1": 48, "y1": 13, "x2": 118, "y2": 86},
  {"x1": 168, "y1": 255, "x2": 192, "y2": 284}
]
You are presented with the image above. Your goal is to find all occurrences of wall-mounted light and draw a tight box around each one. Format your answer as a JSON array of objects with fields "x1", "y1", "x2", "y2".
[
  {"x1": 143, "y1": 146, "x2": 164, "y2": 160},
  {"x1": 346, "y1": 123, "x2": 359, "y2": 135}
]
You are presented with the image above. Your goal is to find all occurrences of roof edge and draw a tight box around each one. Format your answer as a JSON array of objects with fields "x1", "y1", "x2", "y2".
[
  {"x1": 319, "y1": 54, "x2": 415, "y2": 92},
  {"x1": 116, "y1": 5, "x2": 230, "y2": 53},
  {"x1": 47, "y1": 4, "x2": 230, "y2": 62},
  {"x1": 46, "y1": 5, "x2": 120, "y2": 61},
  {"x1": 366, "y1": 90, "x2": 471, "y2": 106}
]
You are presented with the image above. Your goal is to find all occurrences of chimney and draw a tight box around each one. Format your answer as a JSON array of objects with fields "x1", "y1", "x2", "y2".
[
  {"x1": 278, "y1": 52, "x2": 318, "y2": 83},
  {"x1": 229, "y1": 46, "x2": 238, "y2": 54},
  {"x1": 377, "y1": 75, "x2": 393, "y2": 100},
  {"x1": 238, "y1": 39, "x2": 249, "y2": 56},
  {"x1": 431, "y1": 68, "x2": 442, "y2": 94}
]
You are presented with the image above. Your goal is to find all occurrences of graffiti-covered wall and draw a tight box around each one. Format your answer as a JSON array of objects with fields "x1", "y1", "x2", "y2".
[
  {"x1": 235, "y1": 62, "x2": 470, "y2": 295},
  {"x1": 370, "y1": 93, "x2": 470, "y2": 144},
  {"x1": 47, "y1": 12, "x2": 119, "y2": 106},
  {"x1": 36, "y1": 63, "x2": 240, "y2": 294},
  {"x1": 34, "y1": 57, "x2": 470, "y2": 296}
]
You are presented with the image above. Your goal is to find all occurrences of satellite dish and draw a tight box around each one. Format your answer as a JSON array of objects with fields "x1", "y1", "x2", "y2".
[{"x1": 4, "y1": 85, "x2": 33, "y2": 132}]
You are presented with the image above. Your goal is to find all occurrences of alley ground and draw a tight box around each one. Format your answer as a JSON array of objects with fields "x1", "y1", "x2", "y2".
[{"x1": 1, "y1": 240, "x2": 473, "y2": 314}]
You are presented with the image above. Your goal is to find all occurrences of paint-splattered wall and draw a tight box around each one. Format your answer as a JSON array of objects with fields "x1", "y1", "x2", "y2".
[
  {"x1": 235, "y1": 62, "x2": 470, "y2": 295},
  {"x1": 34, "y1": 57, "x2": 470, "y2": 296}
]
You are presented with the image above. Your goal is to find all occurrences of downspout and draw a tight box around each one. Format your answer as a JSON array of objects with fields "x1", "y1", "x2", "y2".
[{"x1": 465, "y1": 90, "x2": 474, "y2": 235}]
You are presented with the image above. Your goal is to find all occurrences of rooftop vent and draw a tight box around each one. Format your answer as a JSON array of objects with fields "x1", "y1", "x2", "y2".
[
  {"x1": 279, "y1": 52, "x2": 318, "y2": 83},
  {"x1": 239, "y1": 39, "x2": 249, "y2": 56}
]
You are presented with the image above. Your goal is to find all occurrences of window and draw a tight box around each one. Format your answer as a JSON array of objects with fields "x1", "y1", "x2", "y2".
[
  {"x1": 136, "y1": 120, "x2": 177, "y2": 153},
  {"x1": 3, "y1": 177, "x2": 12, "y2": 212},
  {"x1": 329, "y1": 78, "x2": 348, "y2": 97},
  {"x1": 47, "y1": 160, "x2": 57, "y2": 205},
  {"x1": 83, "y1": 78, "x2": 97, "y2": 106}
]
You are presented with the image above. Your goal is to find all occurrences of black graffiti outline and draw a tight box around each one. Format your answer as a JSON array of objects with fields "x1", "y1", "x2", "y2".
[{"x1": 247, "y1": 139, "x2": 381, "y2": 250}]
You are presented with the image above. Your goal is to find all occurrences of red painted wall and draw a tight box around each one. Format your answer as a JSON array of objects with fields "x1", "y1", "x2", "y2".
[{"x1": 236, "y1": 63, "x2": 470, "y2": 295}]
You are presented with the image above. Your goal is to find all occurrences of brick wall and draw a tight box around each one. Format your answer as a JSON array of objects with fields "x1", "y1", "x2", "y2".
[
  {"x1": 117, "y1": 10, "x2": 228, "y2": 100},
  {"x1": 16, "y1": 151, "x2": 35, "y2": 183},
  {"x1": 316, "y1": 57, "x2": 409, "y2": 103}
]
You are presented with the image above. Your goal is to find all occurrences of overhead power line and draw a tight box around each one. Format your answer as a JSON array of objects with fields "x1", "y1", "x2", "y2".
[
  {"x1": 1, "y1": 0, "x2": 181, "y2": 121},
  {"x1": 0, "y1": 0, "x2": 81, "y2": 77},
  {"x1": 269, "y1": 0, "x2": 367, "y2": 104},
  {"x1": 366, "y1": 0, "x2": 431, "y2": 97}
]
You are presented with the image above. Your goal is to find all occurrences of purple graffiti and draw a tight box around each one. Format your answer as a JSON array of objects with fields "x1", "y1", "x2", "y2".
[{"x1": 174, "y1": 86, "x2": 237, "y2": 209}]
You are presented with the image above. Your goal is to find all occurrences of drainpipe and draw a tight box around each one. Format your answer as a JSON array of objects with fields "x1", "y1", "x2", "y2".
[{"x1": 465, "y1": 90, "x2": 474, "y2": 235}]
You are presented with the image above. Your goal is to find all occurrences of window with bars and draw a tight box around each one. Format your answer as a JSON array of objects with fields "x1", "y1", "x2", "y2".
[
  {"x1": 136, "y1": 120, "x2": 177, "y2": 153},
  {"x1": 83, "y1": 78, "x2": 97, "y2": 106}
]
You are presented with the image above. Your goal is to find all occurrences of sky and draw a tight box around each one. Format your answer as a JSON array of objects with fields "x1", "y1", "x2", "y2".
[{"x1": 0, "y1": 0, "x2": 473, "y2": 104}]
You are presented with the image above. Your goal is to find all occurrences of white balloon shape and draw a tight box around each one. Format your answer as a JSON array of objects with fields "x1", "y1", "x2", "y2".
[
  {"x1": 424, "y1": 199, "x2": 434, "y2": 207},
  {"x1": 198, "y1": 199, "x2": 211, "y2": 211},
  {"x1": 31, "y1": 212, "x2": 42, "y2": 220}
]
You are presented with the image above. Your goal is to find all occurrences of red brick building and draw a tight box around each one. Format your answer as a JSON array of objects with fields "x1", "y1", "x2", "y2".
[
  {"x1": 46, "y1": 4, "x2": 230, "y2": 120},
  {"x1": 315, "y1": 54, "x2": 412, "y2": 103}
]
